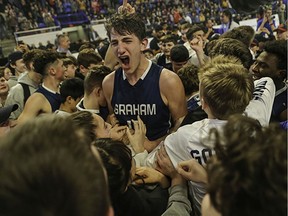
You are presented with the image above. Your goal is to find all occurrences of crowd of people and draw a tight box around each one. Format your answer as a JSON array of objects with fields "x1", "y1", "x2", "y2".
[
  {"x1": 0, "y1": 0, "x2": 286, "y2": 39},
  {"x1": 0, "y1": 0, "x2": 287, "y2": 216}
]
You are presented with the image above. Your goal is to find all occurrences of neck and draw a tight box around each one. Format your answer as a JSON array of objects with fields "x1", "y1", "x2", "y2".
[
  {"x1": 83, "y1": 95, "x2": 100, "y2": 110},
  {"x1": 59, "y1": 103, "x2": 73, "y2": 113},
  {"x1": 15, "y1": 70, "x2": 22, "y2": 77},
  {"x1": 43, "y1": 77, "x2": 61, "y2": 92},
  {"x1": 274, "y1": 79, "x2": 285, "y2": 91},
  {"x1": 28, "y1": 71, "x2": 41, "y2": 84},
  {"x1": 126, "y1": 57, "x2": 149, "y2": 85}
]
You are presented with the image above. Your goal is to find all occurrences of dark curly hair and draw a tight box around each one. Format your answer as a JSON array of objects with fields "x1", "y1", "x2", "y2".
[{"x1": 33, "y1": 50, "x2": 60, "y2": 76}]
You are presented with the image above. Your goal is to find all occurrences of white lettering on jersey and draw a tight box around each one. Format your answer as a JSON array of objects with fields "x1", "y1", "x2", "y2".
[{"x1": 114, "y1": 104, "x2": 156, "y2": 115}]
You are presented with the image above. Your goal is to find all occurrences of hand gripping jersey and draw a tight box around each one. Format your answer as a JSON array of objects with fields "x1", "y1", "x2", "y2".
[{"x1": 111, "y1": 62, "x2": 171, "y2": 141}]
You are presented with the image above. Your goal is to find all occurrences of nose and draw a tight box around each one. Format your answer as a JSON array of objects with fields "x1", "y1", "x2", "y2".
[{"x1": 117, "y1": 42, "x2": 126, "y2": 55}]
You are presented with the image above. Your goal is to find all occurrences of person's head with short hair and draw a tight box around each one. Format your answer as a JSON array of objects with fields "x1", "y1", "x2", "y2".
[
  {"x1": 62, "y1": 56, "x2": 77, "y2": 79},
  {"x1": 250, "y1": 39, "x2": 287, "y2": 86},
  {"x1": 199, "y1": 55, "x2": 254, "y2": 120},
  {"x1": 143, "y1": 49, "x2": 154, "y2": 60},
  {"x1": 204, "y1": 114, "x2": 287, "y2": 216},
  {"x1": 220, "y1": 25, "x2": 255, "y2": 47},
  {"x1": 106, "y1": 13, "x2": 146, "y2": 42},
  {"x1": 205, "y1": 19, "x2": 214, "y2": 29},
  {"x1": 105, "y1": 13, "x2": 148, "y2": 74},
  {"x1": 0, "y1": 69, "x2": 9, "y2": 105},
  {"x1": 180, "y1": 22, "x2": 193, "y2": 42},
  {"x1": 77, "y1": 49, "x2": 103, "y2": 77},
  {"x1": 93, "y1": 138, "x2": 134, "y2": 215},
  {"x1": 186, "y1": 25, "x2": 205, "y2": 41},
  {"x1": 69, "y1": 111, "x2": 112, "y2": 142},
  {"x1": 33, "y1": 50, "x2": 65, "y2": 82},
  {"x1": 177, "y1": 64, "x2": 199, "y2": 97},
  {"x1": 221, "y1": 9, "x2": 232, "y2": 24},
  {"x1": 160, "y1": 34, "x2": 177, "y2": 58},
  {"x1": 207, "y1": 38, "x2": 253, "y2": 69},
  {"x1": 59, "y1": 77, "x2": 84, "y2": 113},
  {"x1": 57, "y1": 34, "x2": 71, "y2": 50},
  {"x1": 170, "y1": 45, "x2": 190, "y2": 73},
  {"x1": 3, "y1": 64, "x2": 13, "y2": 80},
  {"x1": 84, "y1": 65, "x2": 111, "y2": 107},
  {"x1": 8, "y1": 51, "x2": 26, "y2": 75},
  {"x1": 79, "y1": 42, "x2": 96, "y2": 52},
  {"x1": 0, "y1": 115, "x2": 112, "y2": 216},
  {"x1": 22, "y1": 49, "x2": 44, "y2": 71}
]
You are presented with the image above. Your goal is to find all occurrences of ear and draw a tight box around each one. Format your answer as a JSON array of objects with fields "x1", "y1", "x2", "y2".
[
  {"x1": 93, "y1": 87, "x2": 102, "y2": 97},
  {"x1": 48, "y1": 65, "x2": 56, "y2": 75},
  {"x1": 141, "y1": 38, "x2": 148, "y2": 52},
  {"x1": 10, "y1": 63, "x2": 16, "y2": 69},
  {"x1": 200, "y1": 97, "x2": 207, "y2": 109},
  {"x1": 79, "y1": 65, "x2": 86, "y2": 73},
  {"x1": 66, "y1": 96, "x2": 73, "y2": 104}
]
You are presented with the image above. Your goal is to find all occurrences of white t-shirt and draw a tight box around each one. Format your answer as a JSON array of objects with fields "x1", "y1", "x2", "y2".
[{"x1": 145, "y1": 77, "x2": 275, "y2": 215}]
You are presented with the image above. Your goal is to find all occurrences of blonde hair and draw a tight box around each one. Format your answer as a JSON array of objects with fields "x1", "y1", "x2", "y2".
[{"x1": 199, "y1": 55, "x2": 254, "y2": 119}]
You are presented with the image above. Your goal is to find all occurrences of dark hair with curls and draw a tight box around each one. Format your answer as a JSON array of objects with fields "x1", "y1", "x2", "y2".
[
  {"x1": 207, "y1": 114, "x2": 287, "y2": 216},
  {"x1": 33, "y1": 50, "x2": 60, "y2": 76},
  {"x1": 263, "y1": 40, "x2": 287, "y2": 73}
]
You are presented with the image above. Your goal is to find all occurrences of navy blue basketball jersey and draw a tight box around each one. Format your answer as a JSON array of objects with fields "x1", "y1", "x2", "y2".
[
  {"x1": 36, "y1": 85, "x2": 61, "y2": 112},
  {"x1": 111, "y1": 62, "x2": 171, "y2": 141}
]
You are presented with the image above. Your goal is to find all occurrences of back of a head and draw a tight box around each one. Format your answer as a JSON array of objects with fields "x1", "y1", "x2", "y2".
[
  {"x1": 69, "y1": 111, "x2": 96, "y2": 142},
  {"x1": 77, "y1": 49, "x2": 103, "y2": 68},
  {"x1": 199, "y1": 55, "x2": 254, "y2": 119},
  {"x1": 105, "y1": 13, "x2": 146, "y2": 41},
  {"x1": 220, "y1": 26, "x2": 255, "y2": 47},
  {"x1": 84, "y1": 65, "x2": 111, "y2": 95},
  {"x1": 170, "y1": 45, "x2": 190, "y2": 62},
  {"x1": 207, "y1": 38, "x2": 253, "y2": 69},
  {"x1": 0, "y1": 116, "x2": 110, "y2": 216},
  {"x1": 93, "y1": 138, "x2": 132, "y2": 199},
  {"x1": 59, "y1": 77, "x2": 84, "y2": 103},
  {"x1": 177, "y1": 64, "x2": 199, "y2": 96},
  {"x1": 207, "y1": 114, "x2": 287, "y2": 216},
  {"x1": 33, "y1": 50, "x2": 60, "y2": 76}
]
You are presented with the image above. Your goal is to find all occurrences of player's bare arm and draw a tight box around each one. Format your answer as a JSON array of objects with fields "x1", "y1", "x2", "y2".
[
  {"x1": 17, "y1": 93, "x2": 51, "y2": 125},
  {"x1": 160, "y1": 68, "x2": 187, "y2": 132}
]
